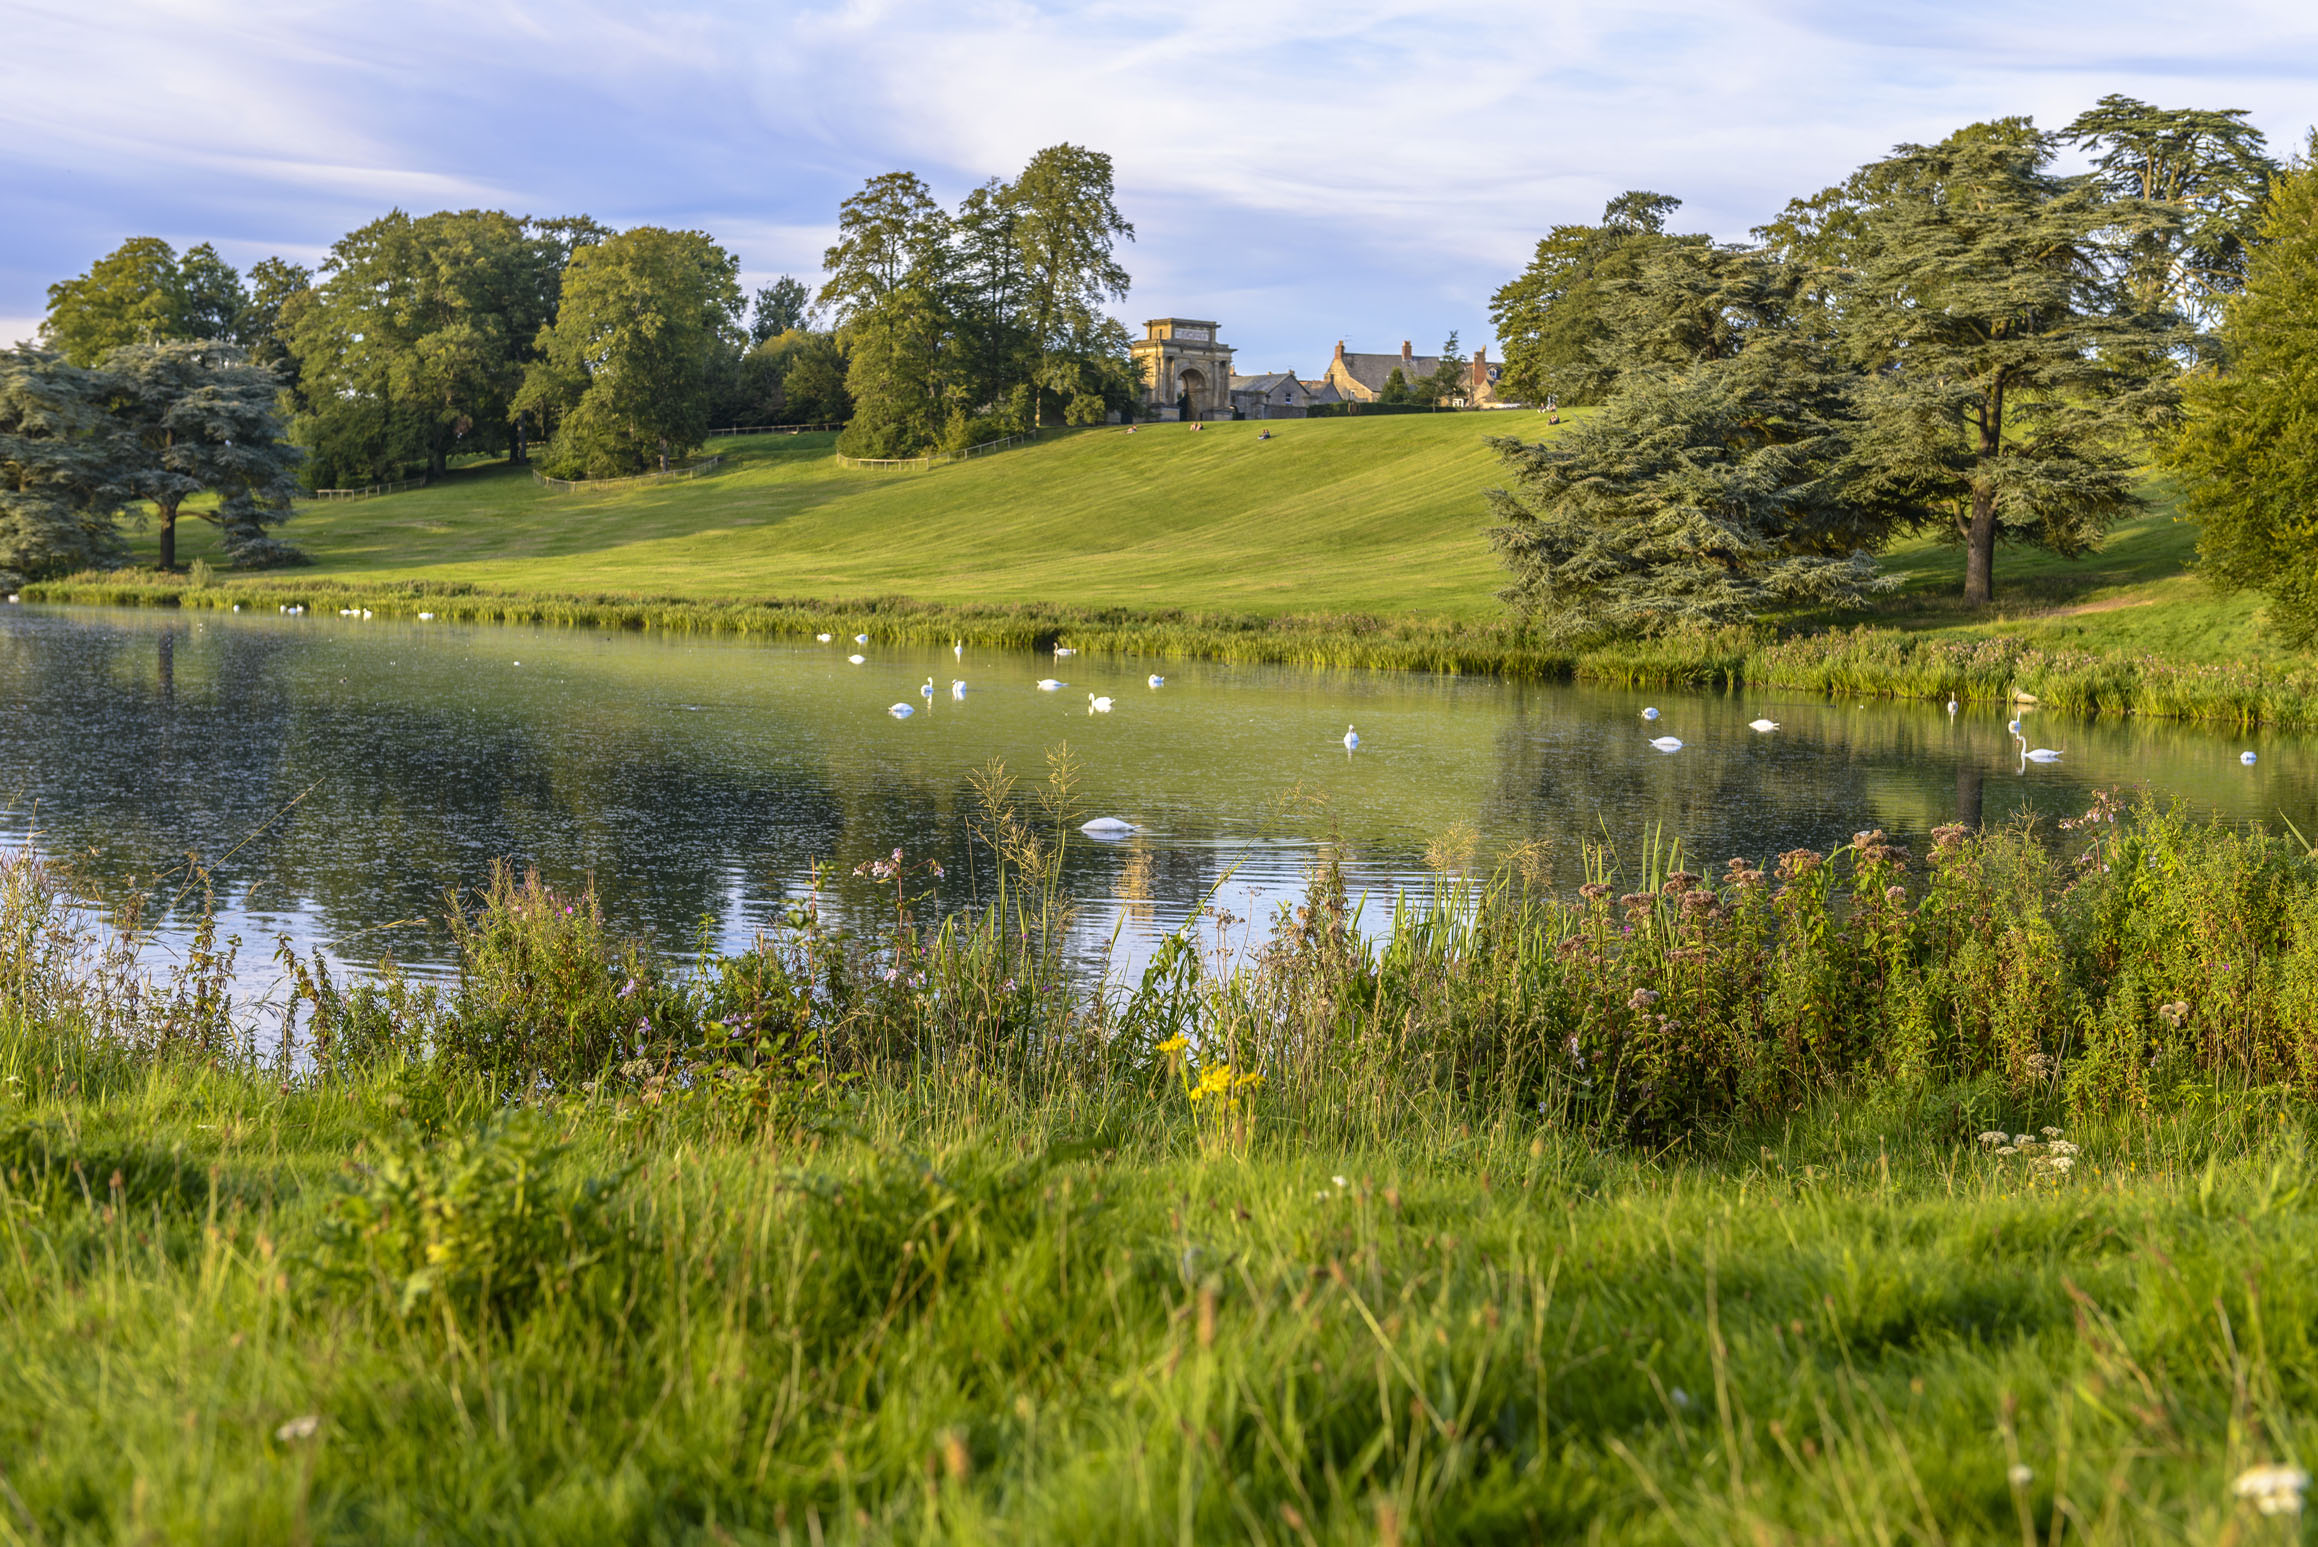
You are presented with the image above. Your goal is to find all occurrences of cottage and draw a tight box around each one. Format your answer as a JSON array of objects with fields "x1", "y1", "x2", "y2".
[
  {"x1": 1228, "y1": 371, "x2": 1315, "y2": 419},
  {"x1": 1320, "y1": 340, "x2": 1499, "y2": 405}
]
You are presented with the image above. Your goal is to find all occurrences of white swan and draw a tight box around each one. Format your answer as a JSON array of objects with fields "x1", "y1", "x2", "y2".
[
  {"x1": 2007, "y1": 718, "x2": 2022, "y2": 736},
  {"x1": 1748, "y1": 718, "x2": 1779, "y2": 733},
  {"x1": 951, "y1": 679, "x2": 966, "y2": 699},
  {"x1": 888, "y1": 703, "x2": 914, "y2": 718},
  {"x1": 816, "y1": 632, "x2": 832, "y2": 642},
  {"x1": 1343, "y1": 725, "x2": 1360, "y2": 751},
  {"x1": 2242, "y1": 750, "x2": 2258, "y2": 765},
  {"x1": 1081, "y1": 817, "x2": 1137, "y2": 837},
  {"x1": 1088, "y1": 694, "x2": 1115, "y2": 713},
  {"x1": 953, "y1": 639, "x2": 963, "y2": 659},
  {"x1": 1650, "y1": 736, "x2": 1684, "y2": 752},
  {"x1": 2021, "y1": 746, "x2": 2063, "y2": 763},
  {"x1": 1641, "y1": 707, "x2": 1660, "y2": 721},
  {"x1": 1148, "y1": 674, "x2": 1165, "y2": 688},
  {"x1": 920, "y1": 677, "x2": 935, "y2": 700},
  {"x1": 1054, "y1": 645, "x2": 1076, "y2": 657},
  {"x1": 853, "y1": 633, "x2": 868, "y2": 644},
  {"x1": 1036, "y1": 678, "x2": 1065, "y2": 691},
  {"x1": 847, "y1": 654, "x2": 866, "y2": 665},
  {"x1": 1946, "y1": 698, "x2": 1959, "y2": 715}
]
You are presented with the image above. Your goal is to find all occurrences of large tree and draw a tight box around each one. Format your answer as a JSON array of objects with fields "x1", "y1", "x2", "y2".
[
  {"x1": 748, "y1": 277, "x2": 811, "y2": 344},
  {"x1": 1783, "y1": 120, "x2": 2174, "y2": 605},
  {"x1": 2062, "y1": 95, "x2": 2278, "y2": 333},
  {"x1": 284, "y1": 210, "x2": 583, "y2": 484},
  {"x1": 520, "y1": 226, "x2": 743, "y2": 476},
  {"x1": 102, "y1": 342, "x2": 305, "y2": 569},
  {"x1": 1011, "y1": 144, "x2": 1135, "y2": 426},
  {"x1": 1489, "y1": 192, "x2": 1703, "y2": 406},
  {"x1": 820, "y1": 173, "x2": 960, "y2": 457},
  {"x1": 42, "y1": 238, "x2": 247, "y2": 365},
  {"x1": 2163, "y1": 143, "x2": 2318, "y2": 646},
  {"x1": 0, "y1": 348, "x2": 125, "y2": 580},
  {"x1": 1487, "y1": 244, "x2": 1900, "y2": 638}
]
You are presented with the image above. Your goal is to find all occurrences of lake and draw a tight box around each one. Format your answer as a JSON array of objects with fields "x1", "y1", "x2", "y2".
[{"x1": 3, "y1": 604, "x2": 2312, "y2": 994}]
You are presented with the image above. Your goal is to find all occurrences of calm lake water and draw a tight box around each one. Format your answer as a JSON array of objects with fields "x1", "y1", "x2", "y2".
[{"x1": 4, "y1": 604, "x2": 2314, "y2": 995}]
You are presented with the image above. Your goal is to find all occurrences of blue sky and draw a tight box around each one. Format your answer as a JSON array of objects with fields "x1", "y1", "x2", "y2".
[{"x1": 3, "y1": 0, "x2": 2314, "y2": 374}]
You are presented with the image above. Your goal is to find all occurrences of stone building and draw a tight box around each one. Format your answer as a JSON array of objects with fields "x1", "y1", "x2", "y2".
[
  {"x1": 1227, "y1": 371, "x2": 1316, "y2": 418},
  {"x1": 1320, "y1": 340, "x2": 1499, "y2": 405},
  {"x1": 1129, "y1": 319, "x2": 1234, "y2": 420}
]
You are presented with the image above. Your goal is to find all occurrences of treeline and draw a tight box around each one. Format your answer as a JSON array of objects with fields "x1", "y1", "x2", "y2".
[{"x1": 1484, "y1": 97, "x2": 2318, "y2": 642}]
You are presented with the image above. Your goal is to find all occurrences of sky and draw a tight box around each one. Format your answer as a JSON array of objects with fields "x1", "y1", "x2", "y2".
[{"x1": 3, "y1": 0, "x2": 2316, "y2": 373}]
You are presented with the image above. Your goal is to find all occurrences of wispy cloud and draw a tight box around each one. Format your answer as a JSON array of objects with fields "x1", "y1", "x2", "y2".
[{"x1": 3, "y1": 0, "x2": 2314, "y2": 366}]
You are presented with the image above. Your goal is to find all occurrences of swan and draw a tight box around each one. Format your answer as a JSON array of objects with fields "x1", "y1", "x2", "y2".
[
  {"x1": 888, "y1": 703, "x2": 914, "y2": 718},
  {"x1": 417, "y1": 611, "x2": 434, "y2": 620},
  {"x1": 1748, "y1": 719, "x2": 1779, "y2": 733},
  {"x1": 853, "y1": 633, "x2": 868, "y2": 644},
  {"x1": 1641, "y1": 707, "x2": 1660, "y2": 721},
  {"x1": 1080, "y1": 817, "x2": 1137, "y2": 837},
  {"x1": 953, "y1": 640, "x2": 963, "y2": 659},
  {"x1": 1036, "y1": 678, "x2": 1065, "y2": 691},
  {"x1": 2242, "y1": 750, "x2": 2258, "y2": 765},
  {"x1": 847, "y1": 654, "x2": 866, "y2": 665},
  {"x1": 1343, "y1": 725, "x2": 1360, "y2": 751},
  {"x1": 2021, "y1": 745, "x2": 2063, "y2": 763},
  {"x1": 1054, "y1": 645, "x2": 1076, "y2": 657},
  {"x1": 920, "y1": 677, "x2": 935, "y2": 700},
  {"x1": 1148, "y1": 674, "x2": 1165, "y2": 688},
  {"x1": 951, "y1": 679, "x2": 966, "y2": 699},
  {"x1": 1946, "y1": 698, "x2": 1959, "y2": 715},
  {"x1": 1088, "y1": 694, "x2": 1115, "y2": 713},
  {"x1": 816, "y1": 632, "x2": 833, "y2": 642},
  {"x1": 2007, "y1": 719, "x2": 2021, "y2": 736},
  {"x1": 1650, "y1": 736, "x2": 1684, "y2": 752}
]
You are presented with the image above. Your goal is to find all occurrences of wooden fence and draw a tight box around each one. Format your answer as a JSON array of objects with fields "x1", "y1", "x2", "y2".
[
  {"x1": 308, "y1": 476, "x2": 427, "y2": 501},
  {"x1": 705, "y1": 422, "x2": 843, "y2": 438},
  {"x1": 530, "y1": 456, "x2": 722, "y2": 493},
  {"x1": 833, "y1": 428, "x2": 1045, "y2": 472}
]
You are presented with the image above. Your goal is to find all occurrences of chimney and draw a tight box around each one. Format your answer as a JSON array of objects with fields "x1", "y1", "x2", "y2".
[
  {"x1": 1471, "y1": 347, "x2": 1486, "y2": 389},
  {"x1": 1400, "y1": 340, "x2": 1413, "y2": 366},
  {"x1": 1333, "y1": 340, "x2": 1345, "y2": 361}
]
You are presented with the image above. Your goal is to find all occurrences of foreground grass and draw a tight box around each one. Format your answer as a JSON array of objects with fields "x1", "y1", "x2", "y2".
[{"x1": 5, "y1": 1051, "x2": 2314, "y2": 1545}]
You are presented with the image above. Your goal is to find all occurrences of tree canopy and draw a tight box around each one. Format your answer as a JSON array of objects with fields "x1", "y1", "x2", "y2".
[
  {"x1": 0, "y1": 349, "x2": 124, "y2": 581},
  {"x1": 1488, "y1": 192, "x2": 1703, "y2": 406},
  {"x1": 2164, "y1": 141, "x2": 2318, "y2": 645},
  {"x1": 101, "y1": 342, "x2": 304, "y2": 569},
  {"x1": 41, "y1": 238, "x2": 249, "y2": 364}
]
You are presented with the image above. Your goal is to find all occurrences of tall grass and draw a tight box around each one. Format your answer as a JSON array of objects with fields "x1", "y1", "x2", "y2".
[{"x1": 5, "y1": 794, "x2": 2318, "y2": 1540}]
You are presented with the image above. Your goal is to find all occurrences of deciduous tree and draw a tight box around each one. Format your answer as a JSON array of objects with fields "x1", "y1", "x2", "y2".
[
  {"x1": 2164, "y1": 142, "x2": 2318, "y2": 645},
  {"x1": 42, "y1": 238, "x2": 247, "y2": 364},
  {"x1": 748, "y1": 276, "x2": 811, "y2": 344}
]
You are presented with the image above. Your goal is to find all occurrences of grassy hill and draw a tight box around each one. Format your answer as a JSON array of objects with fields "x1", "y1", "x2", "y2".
[{"x1": 157, "y1": 416, "x2": 1519, "y2": 620}]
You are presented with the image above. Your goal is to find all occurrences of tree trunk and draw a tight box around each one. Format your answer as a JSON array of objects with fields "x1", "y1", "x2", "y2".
[
  {"x1": 157, "y1": 501, "x2": 178, "y2": 571},
  {"x1": 429, "y1": 442, "x2": 447, "y2": 479},
  {"x1": 511, "y1": 412, "x2": 528, "y2": 466},
  {"x1": 1962, "y1": 381, "x2": 2006, "y2": 607}
]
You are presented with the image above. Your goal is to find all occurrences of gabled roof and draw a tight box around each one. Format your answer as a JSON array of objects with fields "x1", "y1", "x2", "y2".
[
  {"x1": 1335, "y1": 352, "x2": 1444, "y2": 393},
  {"x1": 1230, "y1": 371, "x2": 1301, "y2": 394}
]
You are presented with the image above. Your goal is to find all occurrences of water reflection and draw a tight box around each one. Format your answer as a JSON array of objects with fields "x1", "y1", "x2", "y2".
[{"x1": 2, "y1": 605, "x2": 2312, "y2": 996}]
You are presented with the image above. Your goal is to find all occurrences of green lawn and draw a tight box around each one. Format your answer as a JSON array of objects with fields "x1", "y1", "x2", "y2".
[{"x1": 159, "y1": 417, "x2": 1522, "y2": 620}]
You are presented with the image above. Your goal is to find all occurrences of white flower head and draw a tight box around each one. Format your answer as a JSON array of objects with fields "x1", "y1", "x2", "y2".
[
  {"x1": 2234, "y1": 1465, "x2": 2311, "y2": 1515},
  {"x1": 1977, "y1": 1131, "x2": 2009, "y2": 1148},
  {"x1": 2008, "y1": 1464, "x2": 2034, "y2": 1489},
  {"x1": 276, "y1": 1415, "x2": 322, "y2": 1443},
  {"x1": 1996, "y1": 1146, "x2": 2018, "y2": 1156},
  {"x1": 2041, "y1": 1126, "x2": 2063, "y2": 1137}
]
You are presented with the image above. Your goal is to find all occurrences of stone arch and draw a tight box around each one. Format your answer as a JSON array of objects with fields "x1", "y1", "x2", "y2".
[{"x1": 1177, "y1": 365, "x2": 1211, "y2": 419}]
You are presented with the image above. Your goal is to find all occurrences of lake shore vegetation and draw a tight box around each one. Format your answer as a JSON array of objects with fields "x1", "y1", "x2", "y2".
[{"x1": 6, "y1": 790, "x2": 2318, "y2": 1541}]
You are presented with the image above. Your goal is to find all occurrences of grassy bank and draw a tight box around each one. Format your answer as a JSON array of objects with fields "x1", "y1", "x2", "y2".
[
  {"x1": 6, "y1": 797, "x2": 2318, "y2": 1540},
  {"x1": 20, "y1": 419, "x2": 2318, "y2": 726}
]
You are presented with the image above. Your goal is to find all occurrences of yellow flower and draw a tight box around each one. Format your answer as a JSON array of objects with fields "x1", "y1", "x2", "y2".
[{"x1": 1156, "y1": 1035, "x2": 1189, "y2": 1054}]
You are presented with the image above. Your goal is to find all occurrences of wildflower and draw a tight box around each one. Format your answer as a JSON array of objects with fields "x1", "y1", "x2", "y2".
[
  {"x1": 882, "y1": 967, "x2": 899, "y2": 983},
  {"x1": 1579, "y1": 882, "x2": 1611, "y2": 903},
  {"x1": 2234, "y1": 1465, "x2": 2311, "y2": 1516},
  {"x1": 2043, "y1": 1155, "x2": 2075, "y2": 1173},
  {"x1": 2014, "y1": 1134, "x2": 2034, "y2": 1147},
  {"x1": 1977, "y1": 1132, "x2": 2009, "y2": 1147},
  {"x1": 1884, "y1": 885, "x2": 1907, "y2": 906},
  {"x1": 276, "y1": 1415, "x2": 321, "y2": 1443},
  {"x1": 2048, "y1": 1140, "x2": 2080, "y2": 1157},
  {"x1": 1995, "y1": 1146, "x2": 2017, "y2": 1156},
  {"x1": 617, "y1": 978, "x2": 639, "y2": 1000},
  {"x1": 1155, "y1": 1035, "x2": 1188, "y2": 1055},
  {"x1": 1670, "y1": 1387, "x2": 1690, "y2": 1410},
  {"x1": 2008, "y1": 1464, "x2": 2033, "y2": 1489},
  {"x1": 2158, "y1": 1000, "x2": 2191, "y2": 1028},
  {"x1": 1627, "y1": 988, "x2": 1661, "y2": 1011},
  {"x1": 2040, "y1": 1126, "x2": 2062, "y2": 1137},
  {"x1": 1332, "y1": 1176, "x2": 1348, "y2": 1189}
]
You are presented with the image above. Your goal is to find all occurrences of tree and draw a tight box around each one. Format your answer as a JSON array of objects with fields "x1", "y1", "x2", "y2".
[
  {"x1": 2163, "y1": 142, "x2": 2318, "y2": 645},
  {"x1": 952, "y1": 178, "x2": 1031, "y2": 423},
  {"x1": 820, "y1": 173, "x2": 961, "y2": 457},
  {"x1": 778, "y1": 335, "x2": 851, "y2": 424},
  {"x1": 2063, "y1": 95, "x2": 2278, "y2": 331},
  {"x1": 0, "y1": 348, "x2": 124, "y2": 581},
  {"x1": 42, "y1": 238, "x2": 247, "y2": 364},
  {"x1": 819, "y1": 173, "x2": 951, "y2": 325},
  {"x1": 285, "y1": 210, "x2": 582, "y2": 484},
  {"x1": 1486, "y1": 245, "x2": 1898, "y2": 639},
  {"x1": 102, "y1": 342, "x2": 305, "y2": 569},
  {"x1": 749, "y1": 277, "x2": 811, "y2": 344},
  {"x1": 1011, "y1": 144, "x2": 1134, "y2": 425},
  {"x1": 521, "y1": 226, "x2": 743, "y2": 476},
  {"x1": 1378, "y1": 368, "x2": 1414, "y2": 406},
  {"x1": 1422, "y1": 331, "x2": 1466, "y2": 409},
  {"x1": 235, "y1": 257, "x2": 312, "y2": 386},
  {"x1": 1489, "y1": 192, "x2": 1703, "y2": 406},
  {"x1": 1806, "y1": 121, "x2": 2173, "y2": 605}
]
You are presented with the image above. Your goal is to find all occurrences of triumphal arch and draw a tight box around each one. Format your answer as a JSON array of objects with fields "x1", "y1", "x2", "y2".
[{"x1": 1130, "y1": 319, "x2": 1234, "y2": 420}]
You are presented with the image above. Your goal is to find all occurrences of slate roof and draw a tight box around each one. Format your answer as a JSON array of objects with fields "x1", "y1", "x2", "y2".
[{"x1": 1336, "y1": 351, "x2": 1444, "y2": 393}]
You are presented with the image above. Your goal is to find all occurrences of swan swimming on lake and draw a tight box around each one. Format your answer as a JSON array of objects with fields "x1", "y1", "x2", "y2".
[
  {"x1": 888, "y1": 703, "x2": 914, "y2": 718},
  {"x1": 1081, "y1": 817, "x2": 1137, "y2": 838},
  {"x1": 847, "y1": 654, "x2": 866, "y2": 665},
  {"x1": 2015, "y1": 734, "x2": 2062, "y2": 764},
  {"x1": 2007, "y1": 718, "x2": 2022, "y2": 736},
  {"x1": 816, "y1": 632, "x2": 832, "y2": 642},
  {"x1": 2242, "y1": 750, "x2": 2259, "y2": 765},
  {"x1": 920, "y1": 677, "x2": 935, "y2": 701},
  {"x1": 1036, "y1": 678, "x2": 1065, "y2": 691},
  {"x1": 953, "y1": 640, "x2": 963, "y2": 659},
  {"x1": 1650, "y1": 736, "x2": 1684, "y2": 752},
  {"x1": 1748, "y1": 719, "x2": 1779, "y2": 733},
  {"x1": 1054, "y1": 645, "x2": 1076, "y2": 657},
  {"x1": 1088, "y1": 694, "x2": 1114, "y2": 713},
  {"x1": 854, "y1": 633, "x2": 868, "y2": 644},
  {"x1": 1343, "y1": 725, "x2": 1360, "y2": 752},
  {"x1": 1641, "y1": 707, "x2": 1660, "y2": 721},
  {"x1": 1148, "y1": 674, "x2": 1165, "y2": 688},
  {"x1": 1946, "y1": 698, "x2": 1959, "y2": 715},
  {"x1": 951, "y1": 679, "x2": 966, "y2": 699}
]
